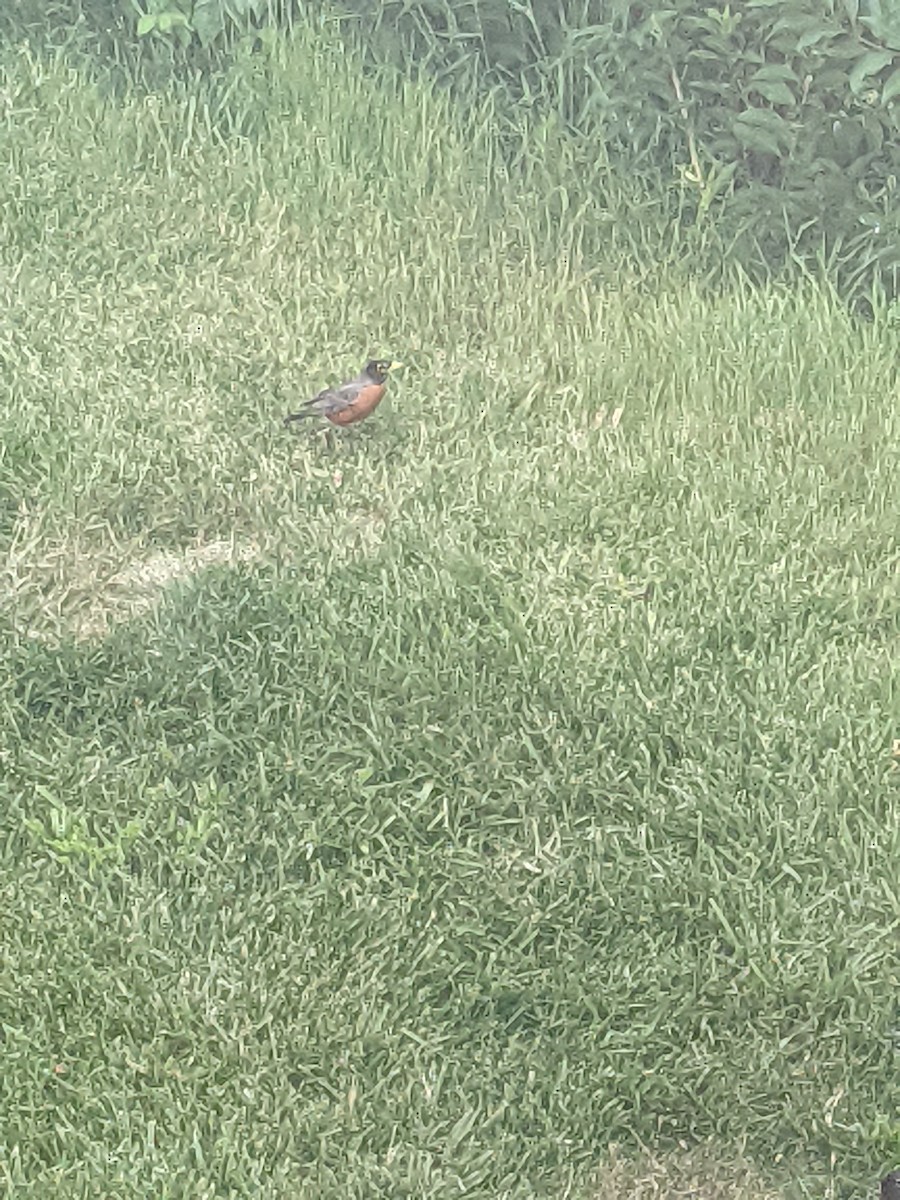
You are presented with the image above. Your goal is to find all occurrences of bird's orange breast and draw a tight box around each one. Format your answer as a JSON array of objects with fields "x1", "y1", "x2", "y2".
[{"x1": 326, "y1": 382, "x2": 386, "y2": 426}]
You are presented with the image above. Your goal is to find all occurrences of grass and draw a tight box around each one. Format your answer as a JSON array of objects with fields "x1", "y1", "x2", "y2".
[{"x1": 1, "y1": 14, "x2": 899, "y2": 1199}]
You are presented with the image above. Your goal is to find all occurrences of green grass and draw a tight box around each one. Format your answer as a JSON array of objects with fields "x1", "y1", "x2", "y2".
[{"x1": 1, "y1": 15, "x2": 899, "y2": 1199}]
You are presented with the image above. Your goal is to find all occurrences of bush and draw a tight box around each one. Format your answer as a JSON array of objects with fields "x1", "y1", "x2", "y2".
[
  {"x1": 2, "y1": 0, "x2": 897, "y2": 298},
  {"x1": 331, "y1": 0, "x2": 900, "y2": 300}
]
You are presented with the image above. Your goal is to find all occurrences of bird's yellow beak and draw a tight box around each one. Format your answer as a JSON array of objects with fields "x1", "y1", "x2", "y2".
[{"x1": 388, "y1": 361, "x2": 403, "y2": 371}]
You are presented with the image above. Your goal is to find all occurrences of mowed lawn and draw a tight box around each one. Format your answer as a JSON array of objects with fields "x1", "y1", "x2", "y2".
[{"x1": 1, "y1": 18, "x2": 898, "y2": 1200}]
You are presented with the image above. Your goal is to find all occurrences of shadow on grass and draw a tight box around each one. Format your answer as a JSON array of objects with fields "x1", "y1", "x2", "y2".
[{"x1": 1, "y1": 554, "x2": 895, "y2": 1196}]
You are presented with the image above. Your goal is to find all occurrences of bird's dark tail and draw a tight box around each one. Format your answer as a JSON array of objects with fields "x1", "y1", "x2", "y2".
[{"x1": 283, "y1": 410, "x2": 316, "y2": 425}]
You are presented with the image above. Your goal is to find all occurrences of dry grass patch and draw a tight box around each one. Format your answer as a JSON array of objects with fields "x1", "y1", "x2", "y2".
[
  {"x1": 591, "y1": 1144, "x2": 790, "y2": 1200},
  {"x1": 71, "y1": 537, "x2": 263, "y2": 640},
  {"x1": 2, "y1": 532, "x2": 262, "y2": 641}
]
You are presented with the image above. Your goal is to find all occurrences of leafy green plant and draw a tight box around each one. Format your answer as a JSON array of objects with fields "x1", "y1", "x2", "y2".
[
  {"x1": 24, "y1": 790, "x2": 144, "y2": 876},
  {"x1": 331, "y1": 0, "x2": 900, "y2": 300},
  {"x1": 131, "y1": 0, "x2": 275, "y2": 49},
  {"x1": 134, "y1": 0, "x2": 193, "y2": 48}
]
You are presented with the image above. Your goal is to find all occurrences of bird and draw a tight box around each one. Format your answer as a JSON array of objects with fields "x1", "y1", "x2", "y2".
[
  {"x1": 882, "y1": 1172, "x2": 900, "y2": 1200},
  {"x1": 283, "y1": 358, "x2": 402, "y2": 428}
]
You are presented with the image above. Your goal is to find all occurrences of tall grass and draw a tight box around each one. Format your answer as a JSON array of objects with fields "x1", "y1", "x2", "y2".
[{"x1": 1, "y1": 15, "x2": 898, "y2": 1199}]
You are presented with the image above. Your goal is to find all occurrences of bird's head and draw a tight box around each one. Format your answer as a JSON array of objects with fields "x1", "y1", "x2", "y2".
[{"x1": 366, "y1": 358, "x2": 403, "y2": 383}]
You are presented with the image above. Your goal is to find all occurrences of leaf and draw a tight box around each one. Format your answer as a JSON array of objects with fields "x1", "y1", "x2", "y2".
[
  {"x1": 796, "y1": 26, "x2": 837, "y2": 51},
  {"x1": 192, "y1": 0, "x2": 226, "y2": 47},
  {"x1": 768, "y1": 15, "x2": 837, "y2": 53},
  {"x1": 136, "y1": 13, "x2": 157, "y2": 35},
  {"x1": 860, "y1": 7, "x2": 900, "y2": 50},
  {"x1": 698, "y1": 160, "x2": 738, "y2": 219},
  {"x1": 732, "y1": 107, "x2": 792, "y2": 155},
  {"x1": 882, "y1": 69, "x2": 900, "y2": 103},
  {"x1": 156, "y1": 10, "x2": 190, "y2": 32},
  {"x1": 848, "y1": 50, "x2": 895, "y2": 94},
  {"x1": 750, "y1": 64, "x2": 799, "y2": 82},
  {"x1": 829, "y1": 118, "x2": 865, "y2": 162},
  {"x1": 749, "y1": 81, "x2": 796, "y2": 105}
]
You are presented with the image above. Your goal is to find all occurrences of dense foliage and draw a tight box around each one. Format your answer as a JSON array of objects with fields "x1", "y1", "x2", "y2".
[
  {"x1": 2, "y1": 0, "x2": 898, "y2": 296},
  {"x1": 337, "y1": 0, "x2": 900, "y2": 298}
]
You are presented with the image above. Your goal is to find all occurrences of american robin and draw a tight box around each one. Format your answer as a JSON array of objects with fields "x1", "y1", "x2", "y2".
[{"x1": 284, "y1": 358, "x2": 402, "y2": 428}]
